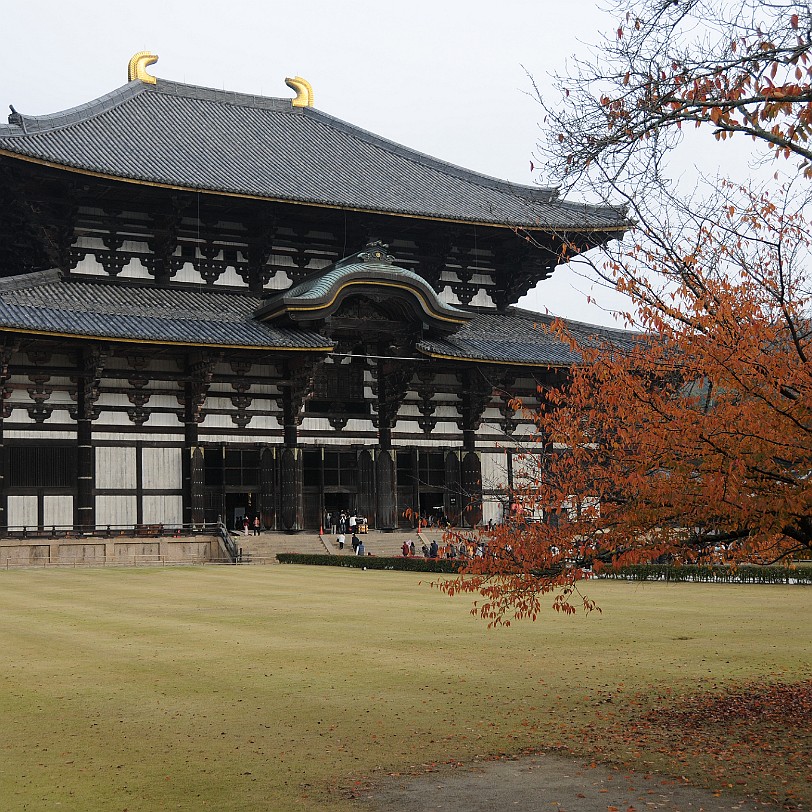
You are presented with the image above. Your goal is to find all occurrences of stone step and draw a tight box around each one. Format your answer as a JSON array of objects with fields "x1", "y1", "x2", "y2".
[{"x1": 234, "y1": 527, "x2": 472, "y2": 563}]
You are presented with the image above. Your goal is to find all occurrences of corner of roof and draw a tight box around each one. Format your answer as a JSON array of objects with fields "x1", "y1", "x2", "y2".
[
  {"x1": 1, "y1": 81, "x2": 149, "y2": 136},
  {"x1": 0, "y1": 268, "x2": 63, "y2": 292}
]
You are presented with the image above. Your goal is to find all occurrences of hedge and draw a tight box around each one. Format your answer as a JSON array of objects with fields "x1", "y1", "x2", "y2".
[
  {"x1": 276, "y1": 553, "x2": 460, "y2": 573},
  {"x1": 600, "y1": 563, "x2": 812, "y2": 584},
  {"x1": 276, "y1": 554, "x2": 812, "y2": 584}
]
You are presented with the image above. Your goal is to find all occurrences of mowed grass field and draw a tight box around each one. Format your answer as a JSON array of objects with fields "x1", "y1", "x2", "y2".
[{"x1": 0, "y1": 566, "x2": 808, "y2": 812}]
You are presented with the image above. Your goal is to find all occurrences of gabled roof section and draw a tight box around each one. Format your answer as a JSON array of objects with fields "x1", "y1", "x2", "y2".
[
  {"x1": 417, "y1": 307, "x2": 640, "y2": 366},
  {"x1": 0, "y1": 77, "x2": 627, "y2": 231},
  {"x1": 255, "y1": 242, "x2": 472, "y2": 334},
  {"x1": 0, "y1": 272, "x2": 333, "y2": 351}
]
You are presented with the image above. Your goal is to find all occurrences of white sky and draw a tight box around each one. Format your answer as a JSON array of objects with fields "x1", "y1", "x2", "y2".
[{"x1": 1, "y1": 0, "x2": 655, "y2": 326}]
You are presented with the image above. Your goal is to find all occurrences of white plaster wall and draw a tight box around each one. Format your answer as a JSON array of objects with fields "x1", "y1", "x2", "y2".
[
  {"x1": 512, "y1": 450, "x2": 544, "y2": 486},
  {"x1": 142, "y1": 495, "x2": 183, "y2": 526},
  {"x1": 142, "y1": 447, "x2": 182, "y2": 490},
  {"x1": 145, "y1": 413, "x2": 184, "y2": 427},
  {"x1": 118, "y1": 257, "x2": 151, "y2": 279},
  {"x1": 5, "y1": 430, "x2": 75, "y2": 440},
  {"x1": 481, "y1": 451, "x2": 509, "y2": 491},
  {"x1": 7, "y1": 495, "x2": 37, "y2": 527},
  {"x1": 439, "y1": 286, "x2": 462, "y2": 305},
  {"x1": 140, "y1": 394, "x2": 180, "y2": 409},
  {"x1": 96, "y1": 447, "x2": 137, "y2": 489},
  {"x1": 300, "y1": 416, "x2": 330, "y2": 433},
  {"x1": 96, "y1": 393, "x2": 132, "y2": 408},
  {"x1": 93, "y1": 433, "x2": 182, "y2": 443},
  {"x1": 96, "y1": 411, "x2": 132, "y2": 426},
  {"x1": 199, "y1": 413, "x2": 233, "y2": 429},
  {"x1": 96, "y1": 495, "x2": 137, "y2": 527},
  {"x1": 248, "y1": 414, "x2": 282, "y2": 430},
  {"x1": 469, "y1": 288, "x2": 495, "y2": 308},
  {"x1": 71, "y1": 253, "x2": 106, "y2": 276},
  {"x1": 173, "y1": 262, "x2": 205, "y2": 284},
  {"x1": 214, "y1": 266, "x2": 246, "y2": 286},
  {"x1": 264, "y1": 269, "x2": 292, "y2": 290},
  {"x1": 482, "y1": 496, "x2": 504, "y2": 526},
  {"x1": 43, "y1": 495, "x2": 74, "y2": 527}
]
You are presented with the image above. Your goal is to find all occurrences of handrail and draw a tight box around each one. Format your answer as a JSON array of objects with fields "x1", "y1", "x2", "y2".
[
  {"x1": 0, "y1": 522, "x2": 223, "y2": 540},
  {"x1": 215, "y1": 521, "x2": 239, "y2": 563}
]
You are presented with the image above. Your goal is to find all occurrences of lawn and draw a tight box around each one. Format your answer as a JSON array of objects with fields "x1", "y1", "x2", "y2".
[{"x1": 0, "y1": 566, "x2": 808, "y2": 811}]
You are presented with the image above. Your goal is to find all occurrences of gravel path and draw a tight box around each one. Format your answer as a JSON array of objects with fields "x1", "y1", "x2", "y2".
[{"x1": 360, "y1": 753, "x2": 775, "y2": 812}]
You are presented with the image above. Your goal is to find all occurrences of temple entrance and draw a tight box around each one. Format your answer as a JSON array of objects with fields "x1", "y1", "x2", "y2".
[
  {"x1": 418, "y1": 491, "x2": 447, "y2": 527},
  {"x1": 302, "y1": 450, "x2": 359, "y2": 530},
  {"x1": 225, "y1": 492, "x2": 256, "y2": 533}
]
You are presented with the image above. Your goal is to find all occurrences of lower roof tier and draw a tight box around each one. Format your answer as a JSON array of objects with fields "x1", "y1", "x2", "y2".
[{"x1": 0, "y1": 269, "x2": 636, "y2": 365}]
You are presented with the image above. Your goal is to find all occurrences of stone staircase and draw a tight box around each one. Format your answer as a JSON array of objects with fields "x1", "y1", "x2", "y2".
[
  {"x1": 234, "y1": 528, "x2": 446, "y2": 563},
  {"x1": 231, "y1": 531, "x2": 330, "y2": 563}
]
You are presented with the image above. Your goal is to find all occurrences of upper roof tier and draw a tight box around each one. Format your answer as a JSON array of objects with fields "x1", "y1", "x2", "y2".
[{"x1": 0, "y1": 76, "x2": 626, "y2": 231}]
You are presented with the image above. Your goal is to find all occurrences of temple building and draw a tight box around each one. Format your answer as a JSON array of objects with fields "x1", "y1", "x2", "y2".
[{"x1": 0, "y1": 54, "x2": 629, "y2": 534}]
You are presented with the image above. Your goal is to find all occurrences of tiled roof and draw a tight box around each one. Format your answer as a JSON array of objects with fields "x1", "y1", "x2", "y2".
[
  {"x1": 0, "y1": 78, "x2": 627, "y2": 230},
  {"x1": 418, "y1": 308, "x2": 639, "y2": 366},
  {"x1": 0, "y1": 273, "x2": 331, "y2": 350},
  {"x1": 256, "y1": 245, "x2": 472, "y2": 327},
  {"x1": 0, "y1": 271, "x2": 637, "y2": 365}
]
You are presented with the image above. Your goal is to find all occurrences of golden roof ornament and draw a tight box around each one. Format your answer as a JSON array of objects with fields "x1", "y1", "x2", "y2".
[
  {"x1": 128, "y1": 52, "x2": 159, "y2": 85},
  {"x1": 285, "y1": 76, "x2": 314, "y2": 108}
]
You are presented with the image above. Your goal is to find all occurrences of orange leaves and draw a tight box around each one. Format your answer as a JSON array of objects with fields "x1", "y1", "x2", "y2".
[{"x1": 438, "y1": 185, "x2": 811, "y2": 623}]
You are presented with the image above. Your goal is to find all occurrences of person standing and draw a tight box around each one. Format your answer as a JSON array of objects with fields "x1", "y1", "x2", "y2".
[
  {"x1": 242, "y1": 515, "x2": 250, "y2": 536},
  {"x1": 252, "y1": 515, "x2": 260, "y2": 536},
  {"x1": 401, "y1": 540, "x2": 410, "y2": 557}
]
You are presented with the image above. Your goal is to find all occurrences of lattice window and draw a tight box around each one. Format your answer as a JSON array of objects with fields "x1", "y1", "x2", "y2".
[{"x1": 6, "y1": 445, "x2": 77, "y2": 488}]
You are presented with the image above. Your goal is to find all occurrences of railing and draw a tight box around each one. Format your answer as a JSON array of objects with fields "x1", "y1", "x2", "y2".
[
  {"x1": 0, "y1": 522, "x2": 223, "y2": 540},
  {"x1": 214, "y1": 521, "x2": 239, "y2": 563}
]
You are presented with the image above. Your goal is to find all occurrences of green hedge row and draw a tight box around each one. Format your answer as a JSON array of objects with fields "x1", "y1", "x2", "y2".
[
  {"x1": 601, "y1": 563, "x2": 812, "y2": 584},
  {"x1": 276, "y1": 553, "x2": 460, "y2": 573},
  {"x1": 277, "y1": 554, "x2": 812, "y2": 584}
]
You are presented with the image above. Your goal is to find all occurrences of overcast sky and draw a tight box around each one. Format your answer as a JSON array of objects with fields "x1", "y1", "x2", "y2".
[{"x1": 2, "y1": 1, "x2": 648, "y2": 326}]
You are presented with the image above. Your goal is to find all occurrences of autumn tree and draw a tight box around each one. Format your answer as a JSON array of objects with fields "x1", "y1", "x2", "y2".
[{"x1": 440, "y1": 0, "x2": 812, "y2": 623}]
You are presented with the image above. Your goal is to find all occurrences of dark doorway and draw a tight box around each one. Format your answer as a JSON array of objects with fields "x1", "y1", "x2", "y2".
[
  {"x1": 225, "y1": 492, "x2": 255, "y2": 533},
  {"x1": 419, "y1": 491, "x2": 446, "y2": 526}
]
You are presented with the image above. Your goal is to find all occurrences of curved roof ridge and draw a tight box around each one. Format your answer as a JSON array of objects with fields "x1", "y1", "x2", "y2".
[
  {"x1": 2, "y1": 77, "x2": 559, "y2": 203},
  {"x1": 0, "y1": 76, "x2": 627, "y2": 230},
  {"x1": 0, "y1": 81, "x2": 147, "y2": 136}
]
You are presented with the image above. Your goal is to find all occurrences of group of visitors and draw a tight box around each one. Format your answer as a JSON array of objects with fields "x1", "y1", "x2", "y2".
[
  {"x1": 400, "y1": 538, "x2": 485, "y2": 559},
  {"x1": 325, "y1": 510, "x2": 366, "y2": 535},
  {"x1": 335, "y1": 530, "x2": 366, "y2": 555},
  {"x1": 237, "y1": 515, "x2": 261, "y2": 536}
]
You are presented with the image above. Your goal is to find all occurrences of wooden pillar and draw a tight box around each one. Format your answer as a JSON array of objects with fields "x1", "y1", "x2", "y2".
[
  {"x1": 76, "y1": 347, "x2": 106, "y2": 530},
  {"x1": 190, "y1": 446, "x2": 205, "y2": 527},
  {"x1": 0, "y1": 343, "x2": 12, "y2": 529},
  {"x1": 375, "y1": 449, "x2": 397, "y2": 530},
  {"x1": 279, "y1": 374, "x2": 304, "y2": 531},
  {"x1": 259, "y1": 446, "x2": 275, "y2": 530},
  {"x1": 182, "y1": 355, "x2": 216, "y2": 527},
  {"x1": 374, "y1": 359, "x2": 413, "y2": 531},
  {"x1": 357, "y1": 449, "x2": 375, "y2": 526},
  {"x1": 76, "y1": 416, "x2": 94, "y2": 529}
]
